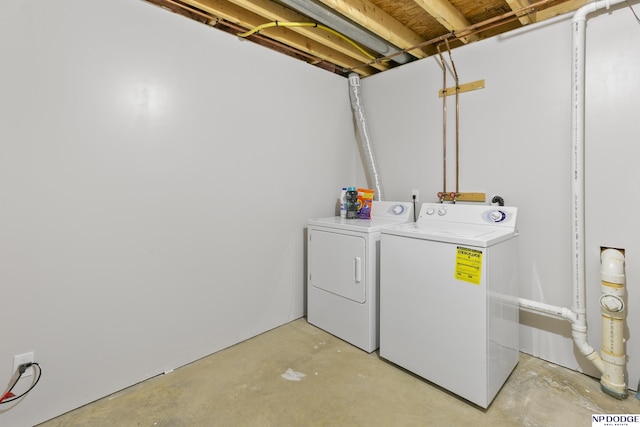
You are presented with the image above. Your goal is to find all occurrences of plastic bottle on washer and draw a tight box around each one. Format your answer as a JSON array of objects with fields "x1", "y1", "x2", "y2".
[
  {"x1": 346, "y1": 187, "x2": 358, "y2": 219},
  {"x1": 339, "y1": 187, "x2": 347, "y2": 218}
]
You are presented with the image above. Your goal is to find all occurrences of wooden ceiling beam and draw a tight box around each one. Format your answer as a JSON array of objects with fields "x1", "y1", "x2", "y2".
[
  {"x1": 505, "y1": 0, "x2": 590, "y2": 26},
  {"x1": 533, "y1": 0, "x2": 590, "y2": 21},
  {"x1": 314, "y1": 0, "x2": 428, "y2": 58},
  {"x1": 182, "y1": 0, "x2": 386, "y2": 73},
  {"x1": 505, "y1": 0, "x2": 534, "y2": 25},
  {"x1": 221, "y1": 0, "x2": 390, "y2": 70},
  {"x1": 411, "y1": 0, "x2": 479, "y2": 44}
]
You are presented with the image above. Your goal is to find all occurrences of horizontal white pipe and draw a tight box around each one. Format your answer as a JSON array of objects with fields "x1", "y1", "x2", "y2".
[
  {"x1": 517, "y1": 297, "x2": 604, "y2": 372},
  {"x1": 517, "y1": 297, "x2": 574, "y2": 322}
]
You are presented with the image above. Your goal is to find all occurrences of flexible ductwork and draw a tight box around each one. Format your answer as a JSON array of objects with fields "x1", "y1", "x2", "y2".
[{"x1": 348, "y1": 73, "x2": 384, "y2": 201}]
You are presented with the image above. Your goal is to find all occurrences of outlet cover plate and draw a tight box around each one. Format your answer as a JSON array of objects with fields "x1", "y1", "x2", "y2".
[{"x1": 13, "y1": 352, "x2": 34, "y2": 378}]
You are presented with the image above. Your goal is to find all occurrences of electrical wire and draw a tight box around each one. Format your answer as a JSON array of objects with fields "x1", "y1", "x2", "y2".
[
  {"x1": 0, "y1": 363, "x2": 42, "y2": 405},
  {"x1": 626, "y1": 0, "x2": 640, "y2": 24},
  {"x1": 412, "y1": 195, "x2": 417, "y2": 222},
  {"x1": 237, "y1": 21, "x2": 379, "y2": 61}
]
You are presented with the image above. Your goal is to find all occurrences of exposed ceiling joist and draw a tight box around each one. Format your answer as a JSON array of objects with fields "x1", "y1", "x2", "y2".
[
  {"x1": 187, "y1": 0, "x2": 386, "y2": 74},
  {"x1": 144, "y1": 0, "x2": 596, "y2": 77},
  {"x1": 532, "y1": 0, "x2": 589, "y2": 21},
  {"x1": 505, "y1": 0, "x2": 535, "y2": 25},
  {"x1": 315, "y1": 0, "x2": 429, "y2": 58},
  {"x1": 411, "y1": 0, "x2": 479, "y2": 44}
]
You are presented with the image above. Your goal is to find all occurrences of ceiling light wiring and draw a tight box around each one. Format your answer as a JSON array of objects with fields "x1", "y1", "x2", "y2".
[{"x1": 237, "y1": 21, "x2": 379, "y2": 61}]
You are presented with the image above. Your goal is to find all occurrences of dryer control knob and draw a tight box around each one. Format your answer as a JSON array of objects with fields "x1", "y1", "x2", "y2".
[
  {"x1": 392, "y1": 204, "x2": 405, "y2": 215},
  {"x1": 426, "y1": 208, "x2": 435, "y2": 215},
  {"x1": 437, "y1": 207, "x2": 447, "y2": 216}
]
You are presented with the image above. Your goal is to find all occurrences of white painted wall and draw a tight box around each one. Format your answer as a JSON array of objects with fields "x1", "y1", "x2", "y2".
[
  {"x1": 2, "y1": 1, "x2": 637, "y2": 425},
  {"x1": 0, "y1": 1, "x2": 356, "y2": 425},
  {"x1": 362, "y1": 6, "x2": 640, "y2": 390}
]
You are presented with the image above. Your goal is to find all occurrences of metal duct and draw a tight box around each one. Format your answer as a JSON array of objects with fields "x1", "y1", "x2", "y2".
[
  {"x1": 278, "y1": 0, "x2": 413, "y2": 64},
  {"x1": 348, "y1": 73, "x2": 384, "y2": 201}
]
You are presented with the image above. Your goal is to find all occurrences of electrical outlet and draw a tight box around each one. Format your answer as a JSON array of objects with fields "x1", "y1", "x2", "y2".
[
  {"x1": 411, "y1": 189, "x2": 419, "y2": 203},
  {"x1": 13, "y1": 352, "x2": 34, "y2": 378}
]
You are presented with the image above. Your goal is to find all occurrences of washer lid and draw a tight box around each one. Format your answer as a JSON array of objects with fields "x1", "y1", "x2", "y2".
[{"x1": 381, "y1": 222, "x2": 517, "y2": 247}]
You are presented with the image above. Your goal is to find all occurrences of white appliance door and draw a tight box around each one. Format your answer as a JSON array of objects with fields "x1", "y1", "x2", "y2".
[
  {"x1": 309, "y1": 229, "x2": 366, "y2": 303},
  {"x1": 380, "y1": 233, "x2": 488, "y2": 406}
]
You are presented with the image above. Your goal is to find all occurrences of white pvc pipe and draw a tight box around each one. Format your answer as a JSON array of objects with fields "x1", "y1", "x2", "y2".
[
  {"x1": 571, "y1": 0, "x2": 624, "y2": 322},
  {"x1": 599, "y1": 248, "x2": 627, "y2": 399},
  {"x1": 519, "y1": 1, "x2": 634, "y2": 397},
  {"x1": 570, "y1": 0, "x2": 629, "y2": 376},
  {"x1": 568, "y1": 0, "x2": 634, "y2": 396},
  {"x1": 518, "y1": 297, "x2": 574, "y2": 321}
]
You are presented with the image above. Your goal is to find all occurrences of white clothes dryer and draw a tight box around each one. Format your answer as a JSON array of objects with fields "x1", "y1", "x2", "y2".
[
  {"x1": 379, "y1": 203, "x2": 519, "y2": 408},
  {"x1": 307, "y1": 201, "x2": 413, "y2": 353}
]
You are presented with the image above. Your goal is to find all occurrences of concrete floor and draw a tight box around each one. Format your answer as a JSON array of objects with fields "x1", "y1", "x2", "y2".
[{"x1": 39, "y1": 318, "x2": 639, "y2": 427}]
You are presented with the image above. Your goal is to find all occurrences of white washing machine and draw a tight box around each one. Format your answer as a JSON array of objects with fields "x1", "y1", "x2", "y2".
[
  {"x1": 307, "y1": 201, "x2": 414, "y2": 353},
  {"x1": 379, "y1": 203, "x2": 519, "y2": 408}
]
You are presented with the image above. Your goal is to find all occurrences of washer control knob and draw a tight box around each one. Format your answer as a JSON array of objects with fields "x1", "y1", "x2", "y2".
[
  {"x1": 489, "y1": 210, "x2": 506, "y2": 222},
  {"x1": 425, "y1": 208, "x2": 435, "y2": 215},
  {"x1": 437, "y1": 207, "x2": 447, "y2": 216}
]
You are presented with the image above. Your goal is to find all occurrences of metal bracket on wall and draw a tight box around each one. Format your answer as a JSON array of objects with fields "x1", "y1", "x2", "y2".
[{"x1": 438, "y1": 79, "x2": 485, "y2": 97}]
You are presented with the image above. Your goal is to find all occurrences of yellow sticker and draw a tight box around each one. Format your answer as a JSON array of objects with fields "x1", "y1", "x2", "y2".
[{"x1": 455, "y1": 247, "x2": 482, "y2": 285}]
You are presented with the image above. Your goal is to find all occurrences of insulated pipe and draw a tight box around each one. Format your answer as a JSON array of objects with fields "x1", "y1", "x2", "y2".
[
  {"x1": 599, "y1": 248, "x2": 627, "y2": 399},
  {"x1": 348, "y1": 73, "x2": 385, "y2": 200}
]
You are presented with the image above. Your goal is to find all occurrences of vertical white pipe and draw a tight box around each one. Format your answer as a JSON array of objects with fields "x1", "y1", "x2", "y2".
[
  {"x1": 571, "y1": 0, "x2": 629, "y2": 396},
  {"x1": 571, "y1": 0, "x2": 622, "y2": 327},
  {"x1": 571, "y1": 2, "x2": 588, "y2": 325},
  {"x1": 515, "y1": 0, "x2": 633, "y2": 398}
]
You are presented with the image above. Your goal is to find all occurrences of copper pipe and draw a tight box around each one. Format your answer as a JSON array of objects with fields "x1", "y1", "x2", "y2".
[
  {"x1": 437, "y1": 39, "x2": 461, "y2": 199},
  {"x1": 437, "y1": 45, "x2": 447, "y2": 196},
  {"x1": 454, "y1": 0, "x2": 546, "y2": 38},
  {"x1": 348, "y1": 0, "x2": 570, "y2": 72},
  {"x1": 456, "y1": 15, "x2": 522, "y2": 40},
  {"x1": 443, "y1": 38, "x2": 460, "y2": 196}
]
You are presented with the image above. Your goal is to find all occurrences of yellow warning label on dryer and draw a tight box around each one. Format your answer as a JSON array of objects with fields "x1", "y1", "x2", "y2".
[{"x1": 455, "y1": 247, "x2": 482, "y2": 285}]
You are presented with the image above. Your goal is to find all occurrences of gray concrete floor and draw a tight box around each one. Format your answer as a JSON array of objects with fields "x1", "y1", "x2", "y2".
[{"x1": 39, "y1": 318, "x2": 639, "y2": 426}]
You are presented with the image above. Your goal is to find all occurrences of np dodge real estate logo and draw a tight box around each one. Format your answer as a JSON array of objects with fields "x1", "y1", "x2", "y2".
[{"x1": 592, "y1": 414, "x2": 640, "y2": 427}]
